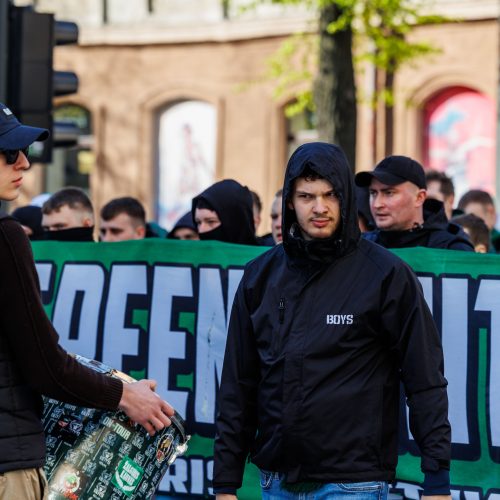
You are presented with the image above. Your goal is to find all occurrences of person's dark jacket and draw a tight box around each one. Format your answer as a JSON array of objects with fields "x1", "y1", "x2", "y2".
[
  {"x1": 365, "y1": 198, "x2": 474, "y2": 250},
  {"x1": 0, "y1": 214, "x2": 122, "y2": 473},
  {"x1": 214, "y1": 143, "x2": 451, "y2": 495},
  {"x1": 192, "y1": 179, "x2": 258, "y2": 245}
]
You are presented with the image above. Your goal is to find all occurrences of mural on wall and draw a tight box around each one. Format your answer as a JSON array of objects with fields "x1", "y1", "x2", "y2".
[
  {"x1": 424, "y1": 87, "x2": 496, "y2": 200},
  {"x1": 158, "y1": 101, "x2": 217, "y2": 230}
]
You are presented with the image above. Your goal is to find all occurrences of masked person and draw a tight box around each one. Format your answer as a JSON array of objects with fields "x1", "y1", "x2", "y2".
[
  {"x1": 0, "y1": 103, "x2": 174, "y2": 500},
  {"x1": 192, "y1": 179, "x2": 258, "y2": 245},
  {"x1": 213, "y1": 142, "x2": 451, "y2": 500},
  {"x1": 42, "y1": 187, "x2": 95, "y2": 242}
]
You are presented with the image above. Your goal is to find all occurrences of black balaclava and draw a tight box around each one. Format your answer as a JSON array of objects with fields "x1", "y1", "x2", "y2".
[
  {"x1": 44, "y1": 226, "x2": 95, "y2": 242},
  {"x1": 192, "y1": 179, "x2": 258, "y2": 245}
]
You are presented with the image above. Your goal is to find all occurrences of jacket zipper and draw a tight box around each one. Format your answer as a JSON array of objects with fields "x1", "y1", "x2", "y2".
[{"x1": 279, "y1": 297, "x2": 285, "y2": 324}]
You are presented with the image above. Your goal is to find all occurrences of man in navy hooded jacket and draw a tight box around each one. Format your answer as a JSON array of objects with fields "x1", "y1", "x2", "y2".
[{"x1": 213, "y1": 143, "x2": 451, "y2": 500}]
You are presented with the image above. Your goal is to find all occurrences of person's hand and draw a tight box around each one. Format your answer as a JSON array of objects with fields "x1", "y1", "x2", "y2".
[
  {"x1": 215, "y1": 495, "x2": 237, "y2": 500},
  {"x1": 422, "y1": 495, "x2": 452, "y2": 500},
  {"x1": 118, "y1": 379, "x2": 174, "y2": 436}
]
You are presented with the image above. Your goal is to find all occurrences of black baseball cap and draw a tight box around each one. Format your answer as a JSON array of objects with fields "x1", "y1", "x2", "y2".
[
  {"x1": 0, "y1": 102, "x2": 49, "y2": 150},
  {"x1": 355, "y1": 155, "x2": 426, "y2": 189}
]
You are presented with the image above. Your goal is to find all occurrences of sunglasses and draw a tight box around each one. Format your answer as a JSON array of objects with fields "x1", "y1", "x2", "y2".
[{"x1": 0, "y1": 147, "x2": 30, "y2": 165}]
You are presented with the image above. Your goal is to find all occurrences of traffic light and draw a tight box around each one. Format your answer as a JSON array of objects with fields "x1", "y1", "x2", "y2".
[{"x1": 5, "y1": 5, "x2": 79, "y2": 162}]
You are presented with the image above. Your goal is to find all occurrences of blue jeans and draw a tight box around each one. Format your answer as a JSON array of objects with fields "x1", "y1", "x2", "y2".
[{"x1": 260, "y1": 471, "x2": 389, "y2": 500}]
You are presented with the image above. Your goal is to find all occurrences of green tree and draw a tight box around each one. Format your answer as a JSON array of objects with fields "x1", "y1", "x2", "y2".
[{"x1": 234, "y1": 0, "x2": 445, "y2": 170}]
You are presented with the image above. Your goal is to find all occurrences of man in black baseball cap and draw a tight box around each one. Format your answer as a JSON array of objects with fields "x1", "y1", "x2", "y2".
[
  {"x1": 355, "y1": 155, "x2": 473, "y2": 250},
  {"x1": 0, "y1": 103, "x2": 49, "y2": 201},
  {"x1": 0, "y1": 104, "x2": 175, "y2": 498}
]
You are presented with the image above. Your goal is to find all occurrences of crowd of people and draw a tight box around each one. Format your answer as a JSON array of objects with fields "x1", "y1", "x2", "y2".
[
  {"x1": 8, "y1": 152, "x2": 498, "y2": 256},
  {"x1": 2, "y1": 100, "x2": 498, "y2": 500}
]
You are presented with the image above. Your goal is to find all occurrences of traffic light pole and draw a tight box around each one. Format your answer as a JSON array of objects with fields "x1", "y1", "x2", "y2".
[{"x1": 0, "y1": 0, "x2": 9, "y2": 103}]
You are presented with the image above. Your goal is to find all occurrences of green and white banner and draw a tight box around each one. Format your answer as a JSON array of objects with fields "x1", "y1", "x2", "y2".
[{"x1": 32, "y1": 240, "x2": 500, "y2": 499}]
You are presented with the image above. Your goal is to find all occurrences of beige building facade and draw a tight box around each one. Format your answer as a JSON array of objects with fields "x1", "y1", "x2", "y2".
[{"x1": 14, "y1": 0, "x2": 500, "y2": 232}]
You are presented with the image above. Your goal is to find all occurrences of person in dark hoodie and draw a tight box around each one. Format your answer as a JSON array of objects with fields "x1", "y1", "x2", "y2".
[
  {"x1": 168, "y1": 211, "x2": 199, "y2": 240},
  {"x1": 214, "y1": 143, "x2": 451, "y2": 500},
  {"x1": 0, "y1": 103, "x2": 173, "y2": 499},
  {"x1": 11, "y1": 205, "x2": 44, "y2": 240},
  {"x1": 192, "y1": 179, "x2": 258, "y2": 245},
  {"x1": 41, "y1": 187, "x2": 95, "y2": 242},
  {"x1": 355, "y1": 156, "x2": 473, "y2": 251}
]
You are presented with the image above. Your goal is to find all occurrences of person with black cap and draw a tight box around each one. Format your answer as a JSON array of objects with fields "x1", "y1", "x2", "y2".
[
  {"x1": 192, "y1": 179, "x2": 258, "y2": 245},
  {"x1": 355, "y1": 155, "x2": 473, "y2": 250},
  {"x1": 213, "y1": 142, "x2": 451, "y2": 500},
  {"x1": 0, "y1": 103, "x2": 174, "y2": 499}
]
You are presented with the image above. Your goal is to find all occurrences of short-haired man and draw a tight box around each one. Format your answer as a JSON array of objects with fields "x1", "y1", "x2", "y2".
[
  {"x1": 457, "y1": 189, "x2": 500, "y2": 252},
  {"x1": 42, "y1": 187, "x2": 95, "y2": 241},
  {"x1": 452, "y1": 213, "x2": 490, "y2": 253},
  {"x1": 214, "y1": 143, "x2": 451, "y2": 500},
  {"x1": 355, "y1": 156, "x2": 473, "y2": 251},
  {"x1": 0, "y1": 103, "x2": 173, "y2": 499},
  {"x1": 100, "y1": 196, "x2": 147, "y2": 242},
  {"x1": 425, "y1": 170, "x2": 455, "y2": 220}
]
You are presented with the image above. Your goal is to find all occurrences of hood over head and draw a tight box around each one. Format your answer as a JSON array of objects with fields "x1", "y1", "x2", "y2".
[
  {"x1": 167, "y1": 211, "x2": 197, "y2": 239},
  {"x1": 11, "y1": 205, "x2": 44, "y2": 240},
  {"x1": 282, "y1": 142, "x2": 360, "y2": 261},
  {"x1": 192, "y1": 179, "x2": 258, "y2": 245}
]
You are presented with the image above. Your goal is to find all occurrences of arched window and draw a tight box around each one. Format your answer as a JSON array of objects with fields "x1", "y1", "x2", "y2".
[
  {"x1": 156, "y1": 100, "x2": 217, "y2": 230},
  {"x1": 286, "y1": 107, "x2": 317, "y2": 160},
  {"x1": 423, "y1": 87, "x2": 496, "y2": 199}
]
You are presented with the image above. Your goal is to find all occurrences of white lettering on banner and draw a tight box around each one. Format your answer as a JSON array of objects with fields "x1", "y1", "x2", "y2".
[
  {"x1": 102, "y1": 264, "x2": 148, "y2": 371},
  {"x1": 160, "y1": 456, "x2": 188, "y2": 493},
  {"x1": 159, "y1": 457, "x2": 213, "y2": 496},
  {"x1": 442, "y1": 278, "x2": 470, "y2": 444},
  {"x1": 227, "y1": 268, "x2": 244, "y2": 312},
  {"x1": 190, "y1": 459, "x2": 204, "y2": 494},
  {"x1": 148, "y1": 265, "x2": 192, "y2": 418},
  {"x1": 195, "y1": 268, "x2": 244, "y2": 424},
  {"x1": 418, "y1": 276, "x2": 433, "y2": 314},
  {"x1": 395, "y1": 482, "x2": 482, "y2": 500},
  {"x1": 475, "y1": 279, "x2": 500, "y2": 447},
  {"x1": 35, "y1": 262, "x2": 54, "y2": 294},
  {"x1": 53, "y1": 264, "x2": 105, "y2": 359},
  {"x1": 406, "y1": 276, "x2": 470, "y2": 447}
]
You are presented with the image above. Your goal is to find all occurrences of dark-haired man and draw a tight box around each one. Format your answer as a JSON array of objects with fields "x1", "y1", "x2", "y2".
[
  {"x1": 100, "y1": 196, "x2": 147, "y2": 242},
  {"x1": 457, "y1": 189, "x2": 500, "y2": 252},
  {"x1": 355, "y1": 156, "x2": 473, "y2": 251},
  {"x1": 425, "y1": 170, "x2": 455, "y2": 220},
  {"x1": 42, "y1": 186, "x2": 95, "y2": 241},
  {"x1": 0, "y1": 103, "x2": 173, "y2": 499},
  {"x1": 214, "y1": 143, "x2": 451, "y2": 500}
]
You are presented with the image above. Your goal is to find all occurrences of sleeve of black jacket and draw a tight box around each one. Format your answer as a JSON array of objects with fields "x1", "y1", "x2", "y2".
[
  {"x1": 213, "y1": 275, "x2": 260, "y2": 493},
  {"x1": 382, "y1": 262, "x2": 451, "y2": 495}
]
